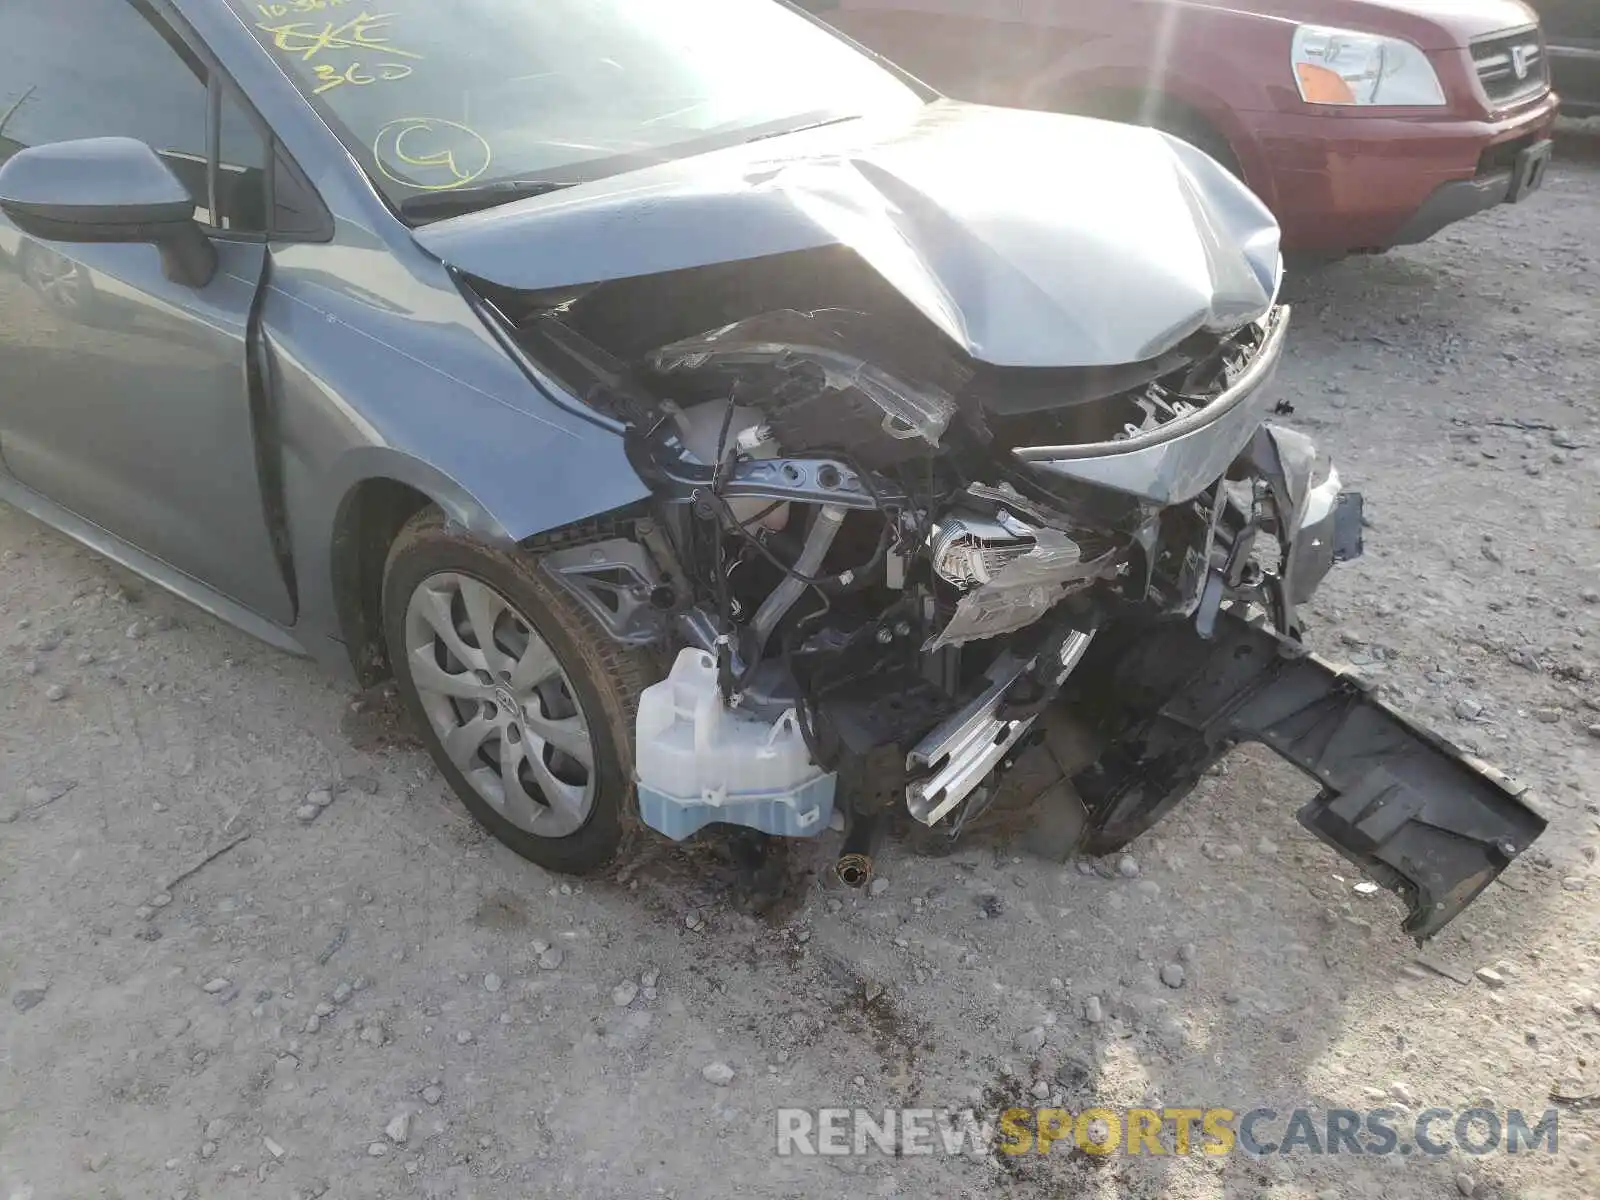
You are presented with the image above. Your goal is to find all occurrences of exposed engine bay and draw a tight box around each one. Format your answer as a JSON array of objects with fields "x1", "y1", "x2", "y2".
[{"x1": 450, "y1": 112, "x2": 1544, "y2": 940}]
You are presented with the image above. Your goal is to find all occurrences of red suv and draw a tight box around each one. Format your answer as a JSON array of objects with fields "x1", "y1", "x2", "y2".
[{"x1": 807, "y1": 0, "x2": 1560, "y2": 255}]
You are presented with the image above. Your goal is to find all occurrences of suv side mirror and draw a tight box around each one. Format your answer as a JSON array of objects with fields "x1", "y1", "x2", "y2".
[{"x1": 0, "y1": 136, "x2": 216, "y2": 287}]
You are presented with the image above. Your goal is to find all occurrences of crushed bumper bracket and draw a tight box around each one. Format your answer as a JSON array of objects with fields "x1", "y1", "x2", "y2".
[{"x1": 1071, "y1": 611, "x2": 1545, "y2": 940}]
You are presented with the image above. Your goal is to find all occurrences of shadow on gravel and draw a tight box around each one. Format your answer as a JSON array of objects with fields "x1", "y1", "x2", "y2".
[{"x1": 901, "y1": 745, "x2": 1562, "y2": 1200}]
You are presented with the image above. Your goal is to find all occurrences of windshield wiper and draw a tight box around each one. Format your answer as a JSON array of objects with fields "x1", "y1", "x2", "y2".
[
  {"x1": 399, "y1": 180, "x2": 576, "y2": 221},
  {"x1": 395, "y1": 116, "x2": 861, "y2": 219},
  {"x1": 741, "y1": 114, "x2": 862, "y2": 146}
]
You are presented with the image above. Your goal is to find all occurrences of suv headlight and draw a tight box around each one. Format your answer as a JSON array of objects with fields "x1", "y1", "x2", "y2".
[{"x1": 1291, "y1": 25, "x2": 1447, "y2": 106}]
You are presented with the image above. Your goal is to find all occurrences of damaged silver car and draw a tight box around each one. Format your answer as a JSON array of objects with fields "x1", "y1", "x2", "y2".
[{"x1": 0, "y1": 0, "x2": 1542, "y2": 939}]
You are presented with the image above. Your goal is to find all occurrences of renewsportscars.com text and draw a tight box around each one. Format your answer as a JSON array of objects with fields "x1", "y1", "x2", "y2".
[{"x1": 774, "y1": 1106, "x2": 1560, "y2": 1158}]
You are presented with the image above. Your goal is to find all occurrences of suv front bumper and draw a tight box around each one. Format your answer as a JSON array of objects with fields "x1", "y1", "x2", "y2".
[
  {"x1": 1244, "y1": 90, "x2": 1560, "y2": 253},
  {"x1": 1392, "y1": 136, "x2": 1554, "y2": 245}
]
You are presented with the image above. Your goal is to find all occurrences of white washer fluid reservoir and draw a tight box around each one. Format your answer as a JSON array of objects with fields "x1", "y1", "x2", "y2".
[{"x1": 634, "y1": 647, "x2": 836, "y2": 840}]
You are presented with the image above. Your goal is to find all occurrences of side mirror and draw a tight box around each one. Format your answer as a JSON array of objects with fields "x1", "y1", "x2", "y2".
[{"x1": 0, "y1": 136, "x2": 216, "y2": 288}]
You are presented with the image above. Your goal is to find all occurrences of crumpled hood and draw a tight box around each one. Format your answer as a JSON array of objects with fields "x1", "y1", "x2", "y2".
[{"x1": 415, "y1": 100, "x2": 1280, "y2": 369}]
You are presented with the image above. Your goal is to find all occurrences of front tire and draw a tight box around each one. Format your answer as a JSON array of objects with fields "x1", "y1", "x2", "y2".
[{"x1": 382, "y1": 511, "x2": 651, "y2": 875}]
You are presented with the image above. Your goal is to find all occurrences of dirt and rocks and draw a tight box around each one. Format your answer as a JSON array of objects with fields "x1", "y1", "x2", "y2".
[{"x1": 2, "y1": 158, "x2": 1598, "y2": 1200}]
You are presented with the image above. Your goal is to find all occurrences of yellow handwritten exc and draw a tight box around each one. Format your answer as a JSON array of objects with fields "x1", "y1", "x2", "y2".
[{"x1": 257, "y1": 11, "x2": 421, "y2": 63}]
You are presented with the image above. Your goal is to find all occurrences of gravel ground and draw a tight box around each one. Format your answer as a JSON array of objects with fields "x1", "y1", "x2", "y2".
[{"x1": 2, "y1": 158, "x2": 1598, "y2": 1200}]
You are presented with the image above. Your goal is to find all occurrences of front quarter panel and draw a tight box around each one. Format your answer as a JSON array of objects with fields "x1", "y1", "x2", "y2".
[
  {"x1": 183, "y1": 0, "x2": 649, "y2": 674},
  {"x1": 262, "y1": 229, "x2": 649, "y2": 678}
]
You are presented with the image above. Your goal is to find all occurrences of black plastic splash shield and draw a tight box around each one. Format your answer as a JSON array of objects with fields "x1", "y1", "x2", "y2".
[{"x1": 1072, "y1": 611, "x2": 1545, "y2": 940}]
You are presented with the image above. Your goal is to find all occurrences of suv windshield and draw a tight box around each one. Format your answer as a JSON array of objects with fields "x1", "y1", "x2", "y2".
[{"x1": 228, "y1": 0, "x2": 922, "y2": 216}]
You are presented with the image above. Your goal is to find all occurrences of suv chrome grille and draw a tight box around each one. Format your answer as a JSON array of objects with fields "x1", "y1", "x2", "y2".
[{"x1": 1472, "y1": 26, "x2": 1549, "y2": 105}]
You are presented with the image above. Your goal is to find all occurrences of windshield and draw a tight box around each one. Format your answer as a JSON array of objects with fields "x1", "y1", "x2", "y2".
[{"x1": 228, "y1": 0, "x2": 923, "y2": 214}]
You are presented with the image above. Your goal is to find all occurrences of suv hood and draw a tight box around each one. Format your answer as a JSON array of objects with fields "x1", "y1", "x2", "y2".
[
  {"x1": 1220, "y1": 0, "x2": 1539, "y2": 49},
  {"x1": 414, "y1": 100, "x2": 1280, "y2": 369}
]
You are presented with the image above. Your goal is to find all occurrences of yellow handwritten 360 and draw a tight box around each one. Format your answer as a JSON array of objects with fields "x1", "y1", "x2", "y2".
[{"x1": 312, "y1": 61, "x2": 413, "y2": 94}]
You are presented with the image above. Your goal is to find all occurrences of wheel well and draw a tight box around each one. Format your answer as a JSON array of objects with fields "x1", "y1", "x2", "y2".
[
  {"x1": 333, "y1": 478, "x2": 434, "y2": 686},
  {"x1": 1072, "y1": 88, "x2": 1242, "y2": 178}
]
